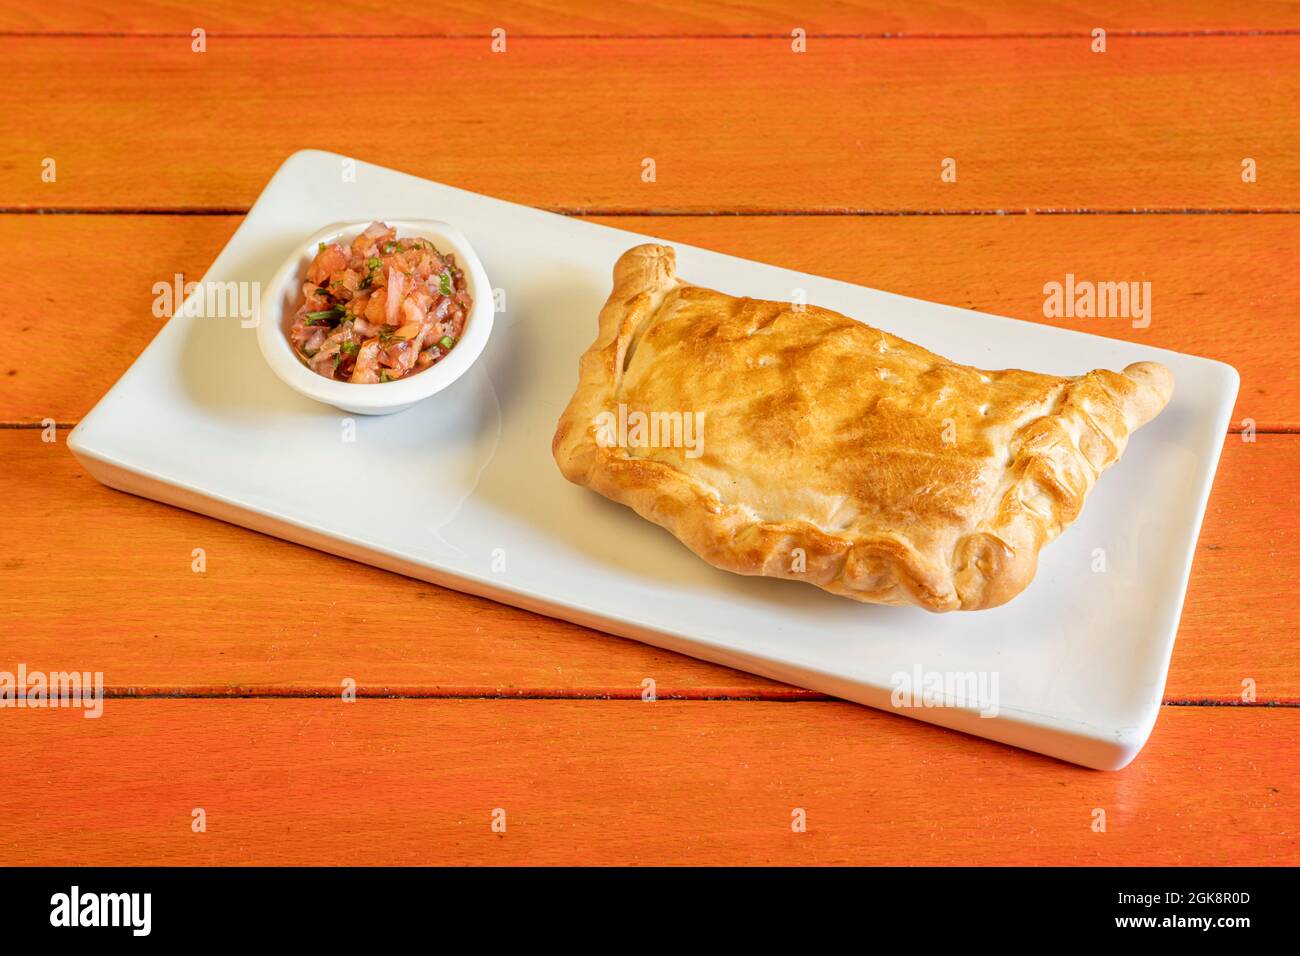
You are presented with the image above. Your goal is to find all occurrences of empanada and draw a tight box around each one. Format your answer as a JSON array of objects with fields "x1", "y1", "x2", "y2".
[{"x1": 552, "y1": 244, "x2": 1174, "y2": 611}]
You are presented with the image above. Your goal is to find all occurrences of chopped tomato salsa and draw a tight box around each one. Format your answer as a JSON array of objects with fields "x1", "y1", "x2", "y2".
[{"x1": 289, "y1": 221, "x2": 472, "y2": 383}]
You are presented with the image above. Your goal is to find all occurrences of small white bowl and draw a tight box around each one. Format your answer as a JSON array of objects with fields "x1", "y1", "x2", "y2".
[{"x1": 256, "y1": 219, "x2": 493, "y2": 415}]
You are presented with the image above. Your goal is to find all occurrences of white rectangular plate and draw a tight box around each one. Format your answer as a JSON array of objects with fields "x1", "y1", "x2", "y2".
[{"x1": 69, "y1": 151, "x2": 1238, "y2": 769}]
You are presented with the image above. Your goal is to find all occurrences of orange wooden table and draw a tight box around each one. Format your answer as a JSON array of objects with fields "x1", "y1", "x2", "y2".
[{"x1": 1, "y1": 2, "x2": 1297, "y2": 865}]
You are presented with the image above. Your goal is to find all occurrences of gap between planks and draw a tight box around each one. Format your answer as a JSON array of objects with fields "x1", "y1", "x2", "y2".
[
  {"x1": 27, "y1": 689, "x2": 1300, "y2": 705},
  {"x1": 5, "y1": 30, "x2": 1300, "y2": 40}
]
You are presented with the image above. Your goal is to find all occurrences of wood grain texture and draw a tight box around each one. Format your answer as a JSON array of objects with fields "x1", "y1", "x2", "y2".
[
  {"x1": 3, "y1": 36, "x2": 1298, "y2": 212},
  {"x1": 3, "y1": 0, "x2": 1299, "y2": 36},
  {"x1": 4, "y1": 7, "x2": 1298, "y2": 866},
  {"x1": 0, "y1": 699, "x2": 1294, "y2": 865},
  {"x1": 4, "y1": 432, "x2": 1295, "y2": 701},
  {"x1": 1, "y1": 213, "x2": 1294, "y2": 426}
]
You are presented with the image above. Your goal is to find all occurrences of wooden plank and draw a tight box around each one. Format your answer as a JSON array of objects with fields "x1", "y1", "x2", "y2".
[
  {"x1": 0, "y1": 699, "x2": 1294, "y2": 865},
  {"x1": 3, "y1": 36, "x2": 1298, "y2": 212},
  {"x1": 3, "y1": 431, "x2": 1295, "y2": 701},
  {"x1": 4, "y1": 0, "x2": 1299, "y2": 37},
  {"x1": 1, "y1": 213, "x2": 1294, "y2": 427},
  {"x1": 3, "y1": 427, "x2": 803, "y2": 700}
]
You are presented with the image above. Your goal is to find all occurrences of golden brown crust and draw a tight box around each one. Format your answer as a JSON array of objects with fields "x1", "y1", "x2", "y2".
[{"x1": 553, "y1": 244, "x2": 1174, "y2": 611}]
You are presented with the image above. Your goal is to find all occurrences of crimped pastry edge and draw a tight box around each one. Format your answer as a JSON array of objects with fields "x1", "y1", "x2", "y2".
[{"x1": 553, "y1": 244, "x2": 1174, "y2": 611}]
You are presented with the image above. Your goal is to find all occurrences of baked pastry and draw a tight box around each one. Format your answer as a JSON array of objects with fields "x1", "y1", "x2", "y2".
[{"x1": 552, "y1": 244, "x2": 1174, "y2": 611}]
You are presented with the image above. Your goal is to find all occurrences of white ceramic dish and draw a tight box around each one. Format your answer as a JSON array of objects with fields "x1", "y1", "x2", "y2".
[
  {"x1": 68, "y1": 150, "x2": 1238, "y2": 769},
  {"x1": 256, "y1": 219, "x2": 492, "y2": 415}
]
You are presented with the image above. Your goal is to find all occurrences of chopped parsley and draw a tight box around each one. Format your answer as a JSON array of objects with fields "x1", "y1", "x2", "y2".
[{"x1": 339, "y1": 341, "x2": 360, "y2": 355}]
